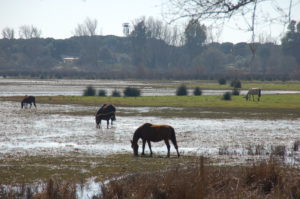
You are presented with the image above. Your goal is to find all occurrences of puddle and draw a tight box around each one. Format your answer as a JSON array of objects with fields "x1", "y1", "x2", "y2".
[{"x1": 0, "y1": 101, "x2": 300, "y2": 159}]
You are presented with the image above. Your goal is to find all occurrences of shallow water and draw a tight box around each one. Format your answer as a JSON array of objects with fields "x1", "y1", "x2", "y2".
[
  {"x1": 1, "y1": 78, "x2": 300, "y2": 96},
  {"x1": 0, "y1": 101, "x2": 299, "y2": 159}
]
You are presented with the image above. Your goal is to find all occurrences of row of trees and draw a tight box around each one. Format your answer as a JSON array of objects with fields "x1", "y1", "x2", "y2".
[
  {"x1": 0, "y1": 17, "x2": 299, "y2": 80},
  {"x1": 2, "y1": 25, "x2": 42, "y2": 39}
]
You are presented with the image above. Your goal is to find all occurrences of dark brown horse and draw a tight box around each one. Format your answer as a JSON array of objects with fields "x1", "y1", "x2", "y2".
[
  {"x1": 21, "y1": 96, "x2": 36, "y2": 109},
  {"x1": 95, "y1": 104, "x2": 116, "y2": 128},
  {"x1": 131, "y1": 123, "x2": 180, "y2": 157}
]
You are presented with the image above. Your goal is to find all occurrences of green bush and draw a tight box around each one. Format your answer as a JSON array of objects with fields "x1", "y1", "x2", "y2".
[
  {"x1": 222, "y1": 92, "x2": 232, "y2": 100},
  {"x1": 98, "y1": 89, "x2": 107, "y2": 96},
  {"x1": 123, "y1": 87, "x2": 141, "y2": 97},
  {"x1": 176, "y1": 84, "x2": 188, "y2": 96},
  {"x1": 218, "y1": 78, "x2": 227, "y2": 85},
  {"x1": 83, "y1": 85, "x2": 96, "y2": 96},
  {"x1": 193, "y1": 87, "x2": 202, "y2": 96},
  {"x1": 232, "y1": 88, "x2": 240, "y2": 96},
  {"x1": 112, "y1": 89, "x2": 121, "y2": 97},
  {"x1": 230, "y1": 79, "x2": 242, "y2": 88}
]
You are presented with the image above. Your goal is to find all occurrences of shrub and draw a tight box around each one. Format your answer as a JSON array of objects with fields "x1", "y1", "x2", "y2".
[
  {"x1": 193, "y1": 87, "x2": 202, "y2": 96},
  {"x1": 98, "y1": 89, "x2": 107, "y2": 96},
  {"x1": 218, "y1": 78, "x2": 227, "y2": 85},
  {"x1": 293, "y1": 140, "x2": 300, "y2": 151},
  {"x1": 176, "y1": 84, "x2": 188, "y2": 96},
  {"x1": 230, "y1": 79, "x2": 242, "y2": 88},
  {"x1": 123, "y1": 87, "x2": 141, "y2": 97},
  {"x1": 112, "y1": 89, "x2": 121, "y2": 97},
  {"x1": 222, "y1": 92, "x2": 232, "y2": 100},
  {"x1": 271, "y1": 145, "x2": 286, "y2": 157},
  {"x1": 83, "y1": 85, "x2": 96, "y2": 96},
  {"x1": 232, "y1": 88, "x2": 240, "y2": 96}
]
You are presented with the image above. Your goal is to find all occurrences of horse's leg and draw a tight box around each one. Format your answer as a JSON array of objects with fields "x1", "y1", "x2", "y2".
[
  {"x1": 171, "y1": 138, "x2": 180, "y2": 157},
  {"x1": 147, "y1": 140, "x2": 153, "y2": 156},
  {"x1": 106, "y1": 119, "x2": 109, "y2": 128},
  {"x1": 164, "y1": 140, "x2": 170, "y2": 157},
  {"x1": 142, "y1": 140, "x2": 146, "y2": 155}
]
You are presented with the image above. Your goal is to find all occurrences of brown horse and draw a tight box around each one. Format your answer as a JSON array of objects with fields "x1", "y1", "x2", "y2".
[
  {"x1": 21, "y1": 96, "x2": 36, "y2": 109},
  {"x1": 131, "y1": 123, "x2": 180, "y2": 157},
  {"x1": 95, "y1": 104, "x2": 116, "y2": 128}
]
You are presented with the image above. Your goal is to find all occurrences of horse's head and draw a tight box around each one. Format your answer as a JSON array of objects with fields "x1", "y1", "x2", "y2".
[
  {"x1": 95, "y1": 115, "x2": 100, "y2": 128},
  {"x1": 131, "y1": 140, "x2": 139, "y2": 156},
  {"x1": 111, "y1": 114, "x2": 116, "y2": 121}
]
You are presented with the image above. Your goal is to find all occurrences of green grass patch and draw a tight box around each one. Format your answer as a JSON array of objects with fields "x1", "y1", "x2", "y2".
[
  {"x1": 2, "y1": 94, "x2": 300, "y2": 109},
  {"x1": 0, "y1": 154, "x2": 202, "y2": 184}
]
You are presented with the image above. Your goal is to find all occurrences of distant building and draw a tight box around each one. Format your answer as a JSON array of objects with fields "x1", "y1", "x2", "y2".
[
  {"x1": 62, "y1": 56, "x2": 79, "y2": 63},
  {"x1": 122, "y1": 23, "x2": 130, "y2": 36}
]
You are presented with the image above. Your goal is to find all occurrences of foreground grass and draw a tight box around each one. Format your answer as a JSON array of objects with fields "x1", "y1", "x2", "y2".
[
  {"x1": 2, "y1": 157, "x2": 300, "y2": 199},
  {"x1": 0, "y1": 154, "x2": 201, "y2": 184},
  {"x1": 99, "y1": 159, "x2": 300, "y2": 199}
]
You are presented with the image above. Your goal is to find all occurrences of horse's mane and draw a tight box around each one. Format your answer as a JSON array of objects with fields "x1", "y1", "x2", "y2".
[{"x1": 142, "y1": 123, "x2": 152, "y2": 127}]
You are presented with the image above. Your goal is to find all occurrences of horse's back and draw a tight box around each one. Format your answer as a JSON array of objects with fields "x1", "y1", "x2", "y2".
[
  {"x1": 97, "y1": 104, "x2": 116, "y2": 114},
  {"x1": 140, "y1": 123, "x2": 175, "y2": 142}
]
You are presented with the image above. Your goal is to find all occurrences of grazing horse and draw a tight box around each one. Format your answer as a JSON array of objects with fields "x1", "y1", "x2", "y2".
[
  {"x1": 95, "y1": 104, "x2": 116, "y2": 128},
  {"x1": 21, "y1": 96, "x2": 36, "y2": 109},
  {"x1": 245, "y1": 88, "x2": 262, "y2": 101},
  {"x1": 131, "y1": 123, "x2": 180, "y2": 157}
]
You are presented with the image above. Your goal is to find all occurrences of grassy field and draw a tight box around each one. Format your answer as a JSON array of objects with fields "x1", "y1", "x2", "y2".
[
  {"x1": 2, "y1": 94, "x2": 300, "y2": 109},
  {"x1": 184, "y1": 81, "x2": 300, "y2": 90}
]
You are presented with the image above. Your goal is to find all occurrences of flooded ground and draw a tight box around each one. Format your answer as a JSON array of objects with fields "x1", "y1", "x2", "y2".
[
  {"x1": 1, "y1": 78, "x2": 300, "y2": 96},
  {"x1": 1, "y1": 101, "x2": 299, "y2": 161}
]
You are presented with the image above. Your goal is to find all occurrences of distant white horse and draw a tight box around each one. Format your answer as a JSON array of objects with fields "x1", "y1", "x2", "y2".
[{"x1": 245, "y1": 88, "x2": 261, "y2": 101}]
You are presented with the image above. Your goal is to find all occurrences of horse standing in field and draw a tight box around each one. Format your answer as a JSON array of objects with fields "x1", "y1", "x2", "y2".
[
  {"x1": 131, "y1": 123, "x2": 180, "y2": 157},
  {"x1": 95, "y1": 104, "x2": 116, "y2": 128},
  {"x1": 21, "y1": 96, "x2": 36, "y2": 109},
  {"x1": 245, "y1": 88, "x2": 262, "y2": 101}
]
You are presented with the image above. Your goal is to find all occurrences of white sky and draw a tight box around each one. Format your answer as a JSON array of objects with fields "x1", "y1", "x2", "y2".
[{"x1": 1, "y1": 0, "x2": 300, "y2": 43}]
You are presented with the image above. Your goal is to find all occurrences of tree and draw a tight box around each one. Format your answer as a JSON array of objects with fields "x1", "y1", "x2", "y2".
[
  {"x1": 165, "y1": 0, "x2": 296, "y2": 47},
  {"x1": 2, "y1": 27, "x2": 14, "y2": 39},
  {"x1": 74, "y1": 17, "x2": 98, "y2": 36},
  {"x1": 130, "y1": 18, "x2": 147, "y2": 66},
  {"x1": 281, "y1": 20, "x2": 300, "y2": 64},
  {"x1": 184, "y1": 19, "x2": 206, "y2": 57},
  {"x1": 19, "y1": 25, "x2": 42, "y2": 39}
]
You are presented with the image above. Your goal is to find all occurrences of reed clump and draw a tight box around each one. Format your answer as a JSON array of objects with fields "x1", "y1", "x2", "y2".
[{"x1": 99, "y1": 158, "x2": 300, "y2": 199}]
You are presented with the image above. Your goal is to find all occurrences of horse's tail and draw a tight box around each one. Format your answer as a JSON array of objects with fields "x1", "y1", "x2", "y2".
[
  {"x1": 170, "y1": 127, "x2": 180, "y2": 157},
  {"x1": 21, "y1": 102, "x2": 24, "y2": 109},
  {"x1": 258, "y1": 89, "x2": 261, "y2": 97}
]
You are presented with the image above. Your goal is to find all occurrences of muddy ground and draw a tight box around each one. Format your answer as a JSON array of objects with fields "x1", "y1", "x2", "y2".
[{"x1": 1, "y1": 101, "x2": 299, "y2": 161}]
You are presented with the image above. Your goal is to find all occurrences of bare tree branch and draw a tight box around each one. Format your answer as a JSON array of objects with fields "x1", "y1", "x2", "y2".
[
  {"x1": 2, "y1": 27, "x2": 15, "y2": 39},
  {"x1": 73, "y1": 17, "x2": 98, "y2": 36},
  {"x1": 19, "y1": 25, "x2": 41, "y2": 39}
]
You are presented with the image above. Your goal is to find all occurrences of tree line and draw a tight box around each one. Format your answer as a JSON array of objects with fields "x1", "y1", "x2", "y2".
[{"x1": 0, "y1": 18, "x2": 299, "y2": 80}]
